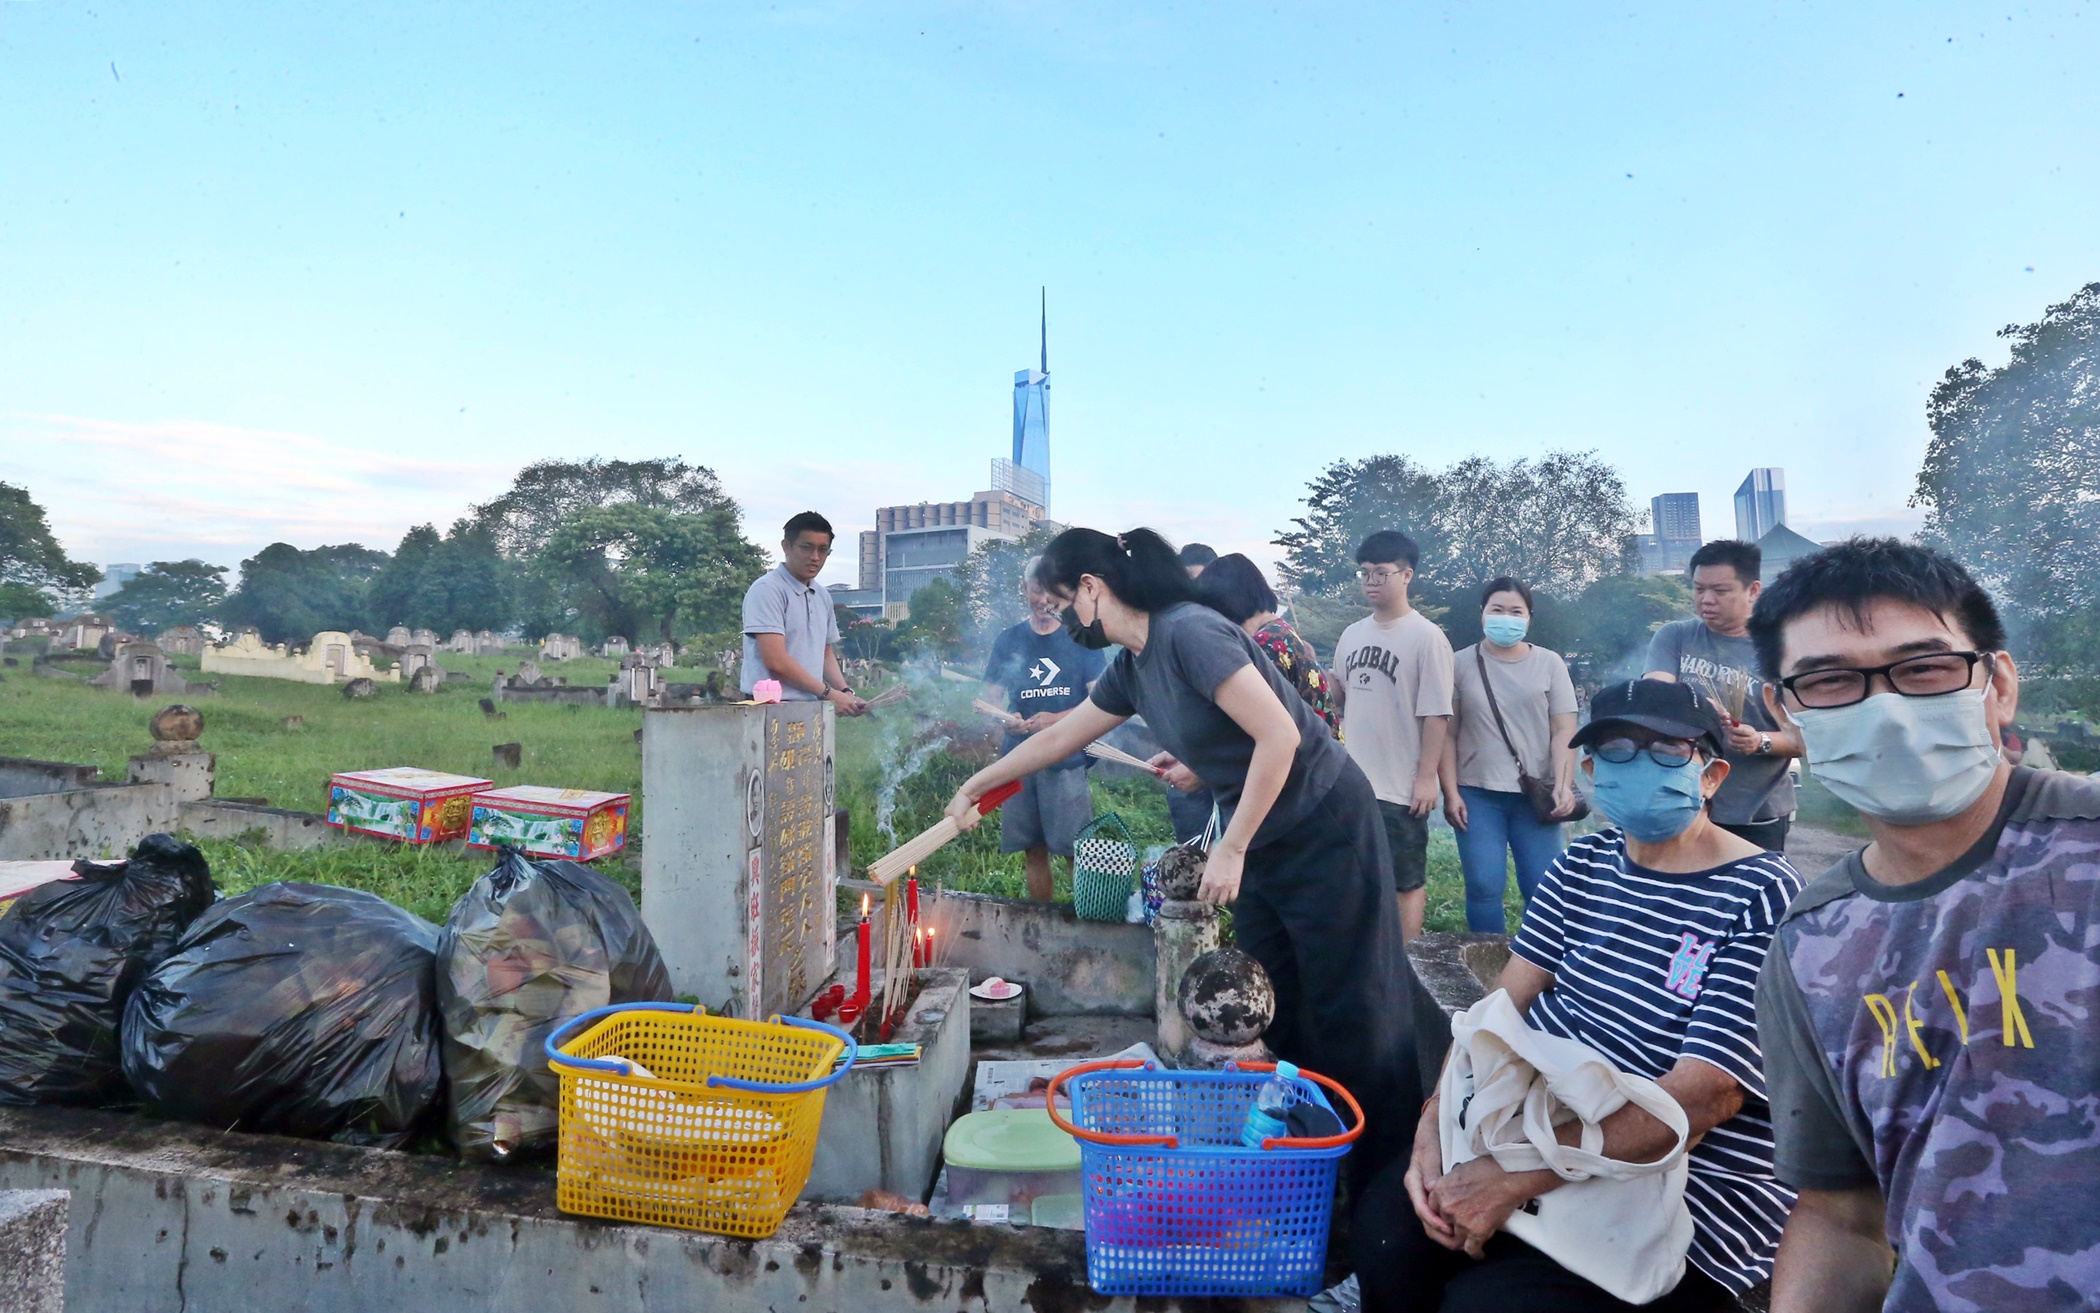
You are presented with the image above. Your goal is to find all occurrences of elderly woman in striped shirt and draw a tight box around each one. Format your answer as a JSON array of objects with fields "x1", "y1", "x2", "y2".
[{"x1": 1348, "y1": 678, "x2": 1805, "y2": 1313}]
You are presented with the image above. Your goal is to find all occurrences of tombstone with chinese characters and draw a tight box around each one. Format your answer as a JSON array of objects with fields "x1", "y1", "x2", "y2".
[{"x1": 641, "y1": 701, "x2": 836, "y2": 1021}]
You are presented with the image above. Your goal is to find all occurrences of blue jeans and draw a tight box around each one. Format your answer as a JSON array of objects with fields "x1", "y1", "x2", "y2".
[{"x1": 1453, "y1": 786, "x2": 1566, "y2": 934}]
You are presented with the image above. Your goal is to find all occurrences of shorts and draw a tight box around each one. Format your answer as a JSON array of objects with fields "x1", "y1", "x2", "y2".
[
  {"x1": 1377, "y1": 799, "x2": 1429, "y2": 894},
  {"x1": 1000, "y1": 767, "x2": 1094, "y2": 858}
]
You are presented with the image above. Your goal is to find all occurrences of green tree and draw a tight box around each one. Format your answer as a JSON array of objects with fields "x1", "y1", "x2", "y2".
[
  {"x1": 539, "y1": 503, "x2": 765, "y2": 644},
  {"x1": 104, "y1": 560, "x2": 229, "y2": 633},
  {"x1": 219, "y1": 543, "x2": 390, "y2": 643},
  {"x1": 367, "y1": 520, "x2": 513, "y2": 634},
  {"x1": 1564, "y1": 574, "x2": 1693, "y2": 671},
  {"x1": 896, "y1": 578, "x2": 965, "y2": 658},
  {"x1": 0, "y1": 481, "x2": 101, "y2": 615},
  {"x1": 470, "y1": 457, "x2": 738, "y2": 558},
  {"x1": 1275, "y1": 452, "x2": 1637, "y2": 603},
  {"x1": 1913, "y1": 281, "x2": 2100, "y2": 670},
  {"x1": 952, "y1": 524, "x2": 1060, "y2": 655}
]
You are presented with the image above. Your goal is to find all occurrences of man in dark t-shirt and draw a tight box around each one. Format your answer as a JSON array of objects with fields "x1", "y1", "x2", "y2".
[{"x1": 981, "y1": 568, "x2": 1107, "y2": 900}]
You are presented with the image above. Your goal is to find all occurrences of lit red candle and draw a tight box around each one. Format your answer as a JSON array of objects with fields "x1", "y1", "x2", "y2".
[
  {"x1": 907, "y1": 872, "x2": 921, "y2": 966},
  {"x1": 855, "y1": 892, "x2": 871, "y2": 1013}
]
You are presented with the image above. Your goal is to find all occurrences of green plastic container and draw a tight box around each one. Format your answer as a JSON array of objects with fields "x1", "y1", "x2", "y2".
[
  {"x1": 1071, "y1": 812, "x2": 1137, "y2": 922},
  {"x1": 944, "y1": 1109, "x2": 1083, "y2": 1214}
]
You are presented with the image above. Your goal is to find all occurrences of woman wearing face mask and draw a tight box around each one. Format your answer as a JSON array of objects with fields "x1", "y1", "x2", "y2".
[
  {"x1": 943, "y1": 527, "x2": 1425, "y2": 1181},
  {"x1": 1349, "y1": 679, "x2": 1805, "y2": 1313},
  {"x1": 1439, "y1": 577, "x2": 1581, "y2": 932}
]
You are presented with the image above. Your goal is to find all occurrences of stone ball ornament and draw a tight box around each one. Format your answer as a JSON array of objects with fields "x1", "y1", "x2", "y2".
[
  {"x1": 1176, "y1": 946, "x2": 1277, "y2": 1047},
  {"x1": 150, "y1": 704, "x2": 204, "y2": 743},
  {"x1": 1155, "y1": 844, "x2": 1207, "y2": 901}
]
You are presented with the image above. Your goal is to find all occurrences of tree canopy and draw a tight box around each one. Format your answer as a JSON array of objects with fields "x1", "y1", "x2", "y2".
[
  {"x1": 469, "y1": 457, "x2": 739, "y2": 559},
  {"x1": 219, "y1": 543, "x2": 390, "y2": 643},
  {"x1": 1276, "y1": 451, "x2": 1637, "y2": 602},
  {"x1": 366, "y1": 520, "x2": 513, "y2": 635},
  {"x1": 0, "y1": 481, "x2": 101, "y2": 615},
  {"x1": 1914, "y1": 281, "x2": 2100, "y2": 670},
  {"x1": 104, "y1": 560, "x2": 229, "y2": 634},
  {"x1": 538, "y1": 503, "x2": 766, "y2": 644}
]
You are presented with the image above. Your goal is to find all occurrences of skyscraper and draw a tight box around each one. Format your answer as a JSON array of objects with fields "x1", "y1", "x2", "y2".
[
  {"x1": 1641, "y1": 493, "x2": 1702, "y2": 574},
  {"x1": 1010, "y1": 288, "x2": 1050, "y2": 512},
  {"x1": 1734, "y1": 469, "x2": 1787, "y2": 543}
]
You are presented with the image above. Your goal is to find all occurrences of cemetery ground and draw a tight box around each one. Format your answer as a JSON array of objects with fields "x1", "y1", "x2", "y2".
[{"x1": 4, "y1": 647, "x2": 1508, "y2": 931}]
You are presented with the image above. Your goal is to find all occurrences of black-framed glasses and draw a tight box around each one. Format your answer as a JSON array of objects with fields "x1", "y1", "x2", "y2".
[
  {"x1": 1358, "y1": 567, "x2": 1404, "y2": 583},
  {"x1": 1590, "y1": 737, "x2": 1699, "y2": 768},
  {"x1": 1778, "y1": 651, "x2": 1992, "y2": 710}
]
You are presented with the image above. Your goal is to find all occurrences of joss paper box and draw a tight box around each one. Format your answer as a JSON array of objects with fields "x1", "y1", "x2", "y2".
[
  {"x1": 327, "y1": 767, "x2": 493, "y2": 843},
  {"x1": 467, "y1": 785, "x2": 631, "y2": 861}
]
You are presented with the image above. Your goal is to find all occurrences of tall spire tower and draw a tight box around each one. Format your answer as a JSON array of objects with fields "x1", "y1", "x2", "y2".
[{"x1": 1010, "y1": 288, "x2": 1051, "y2": 511}]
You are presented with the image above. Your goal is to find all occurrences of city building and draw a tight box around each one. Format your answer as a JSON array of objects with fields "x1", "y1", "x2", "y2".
[
  {"x1": 1734, "y1": 468, "x2": 1787, "y2": 543},
  {"x1": 842, "y1": 295, "x2": 1059, "y2": 620},
  {"x1": 1754, "y1": 523, "x2": 1825, "y2": 579},
  {"x1": 1635, "y1": 492, "x2": 1702, "y2": 574},
  {"x1": 93, "y1": 563, "x2": 141, "y2": 600}
]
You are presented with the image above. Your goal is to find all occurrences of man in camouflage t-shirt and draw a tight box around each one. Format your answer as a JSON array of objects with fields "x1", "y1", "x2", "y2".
[{"x1": 1746, "y1": 539, "x2": 2100, "y2": 1313}]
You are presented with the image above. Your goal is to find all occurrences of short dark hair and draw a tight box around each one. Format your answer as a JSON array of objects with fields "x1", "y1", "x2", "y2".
[
  {"x1": 1179, "y1": 543, "x2": 1218, "y2": 569},
  {"x1": 1688, "y1": 539, "x2": 1760, "y2": 583},
  {"x1": 1355, "y1": 530, "x2": 1419, "y2": 569},
  {"x1": 1194, "y1": 553, "x2": 1279, "y2": 624},
  {"x1": 783, "y1": 511, "x2": 833, "y2": 542},
  {"x1": 1479, "y1": 576, "x2": 1533, "y2": 611},
  {"x1": 1747, "y1": 537, "x2": 2007, "y2": 680},
  {"x1": 1034, "y1": 528, "x2": 1198, "y2": 614}
]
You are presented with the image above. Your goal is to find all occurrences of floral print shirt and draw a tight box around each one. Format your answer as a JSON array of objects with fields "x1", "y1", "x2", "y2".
[{"x1": 1252, "y1": 618, "x2": 1340, "y2": 736}]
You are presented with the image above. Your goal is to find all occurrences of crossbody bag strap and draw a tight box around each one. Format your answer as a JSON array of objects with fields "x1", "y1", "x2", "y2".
[{"x1": 1475, "y1": 646, "x2": 1535, "y2": 776}]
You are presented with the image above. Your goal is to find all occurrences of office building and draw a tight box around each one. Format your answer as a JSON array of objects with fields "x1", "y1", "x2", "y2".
[
  {"x1": 1637, "y1": 493, "x2": 1702, "y2": 574},
  {"x1": 1734, "y1": 468, "x2": 1787, "y2": 543},
  {"x1": 1011, "y1": 288, "x2": 1051, "y2": 513},
  {"x1": 94, "y1": 564, "x2": 141, "y2": 600}
]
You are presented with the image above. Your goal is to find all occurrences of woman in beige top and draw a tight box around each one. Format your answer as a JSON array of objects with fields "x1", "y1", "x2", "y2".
[{"x1": 1437, "y1": 577, "x2": 1579, "y2": 932}]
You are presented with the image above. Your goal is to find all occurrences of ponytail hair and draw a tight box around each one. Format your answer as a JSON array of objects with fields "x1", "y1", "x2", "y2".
[{"x1": 1033, "y1": 527, "x2": 1197, "y2": 614}]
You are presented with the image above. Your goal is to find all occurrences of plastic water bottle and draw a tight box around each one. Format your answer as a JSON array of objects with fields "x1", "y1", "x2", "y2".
[{"x1": 1240, "y1": 1061, "x2": 1300, "y2": 1149}]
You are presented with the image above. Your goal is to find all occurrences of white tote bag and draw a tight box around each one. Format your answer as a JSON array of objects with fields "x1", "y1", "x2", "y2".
[{"x1": 1437, "y1": 989, "x2": 1694, "y2": 1305}]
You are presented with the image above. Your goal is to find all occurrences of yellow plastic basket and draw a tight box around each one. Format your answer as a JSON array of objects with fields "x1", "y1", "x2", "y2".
[{"x1": 543, "y1": 1002, "x2": 856, "y2": 1238}]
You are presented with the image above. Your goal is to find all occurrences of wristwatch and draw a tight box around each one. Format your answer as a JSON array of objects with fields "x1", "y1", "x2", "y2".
[{"x1": 1755, "y1": 733, "x2": 1772, "y2": 755}]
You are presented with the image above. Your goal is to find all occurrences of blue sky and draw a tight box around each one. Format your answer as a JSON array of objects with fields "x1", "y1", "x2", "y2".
[{"x1": 3, "y1": 2, "x2": 2095, "y2": 588}]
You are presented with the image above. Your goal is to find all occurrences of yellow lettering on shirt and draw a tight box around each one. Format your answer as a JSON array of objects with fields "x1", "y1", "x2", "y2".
[
  {"x1": 1864, "y1": 993, "x2": 1901, "y2": 1078},
  {"x1": 1902, "y1": 984, "x2": 1941, "y2": 1070},
  {"x1": 1934, "y1": 970, "x2": 1970, "y2": 1046},
  {"x1": 1985, "y1": 948, "x2": 2036, "y2": 1048}
]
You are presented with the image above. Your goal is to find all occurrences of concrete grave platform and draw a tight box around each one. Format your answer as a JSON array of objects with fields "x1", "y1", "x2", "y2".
[
  {"x1": 0, "y1": 1189, "x2": 67, "y2": 1313},
  {"x1": 0, "y1": 1105, "x2": 1299, "y2": 1312},
  {"x1": 804, "y1": 967, "x2": 971, "y2": 1204}
]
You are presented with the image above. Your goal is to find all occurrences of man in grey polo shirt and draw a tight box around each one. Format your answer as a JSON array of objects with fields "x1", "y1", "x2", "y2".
[{"x1": 740, "y1": 511, "x2": 869, "y2": 716}]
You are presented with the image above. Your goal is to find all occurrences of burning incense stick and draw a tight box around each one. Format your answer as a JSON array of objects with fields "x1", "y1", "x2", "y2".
[
  {"x1": 865, "y1": 684, "x2": 912, "y2": 709},
  {"x1": 866, "y1": 780, "x2": 1024, "y2": 884},
  {"x1": 1689, "y1": 669, "x2": 1752, "y2": 725},
  {"x1": 973, "y1": 699, "x2": 1164, "y2": 775}
]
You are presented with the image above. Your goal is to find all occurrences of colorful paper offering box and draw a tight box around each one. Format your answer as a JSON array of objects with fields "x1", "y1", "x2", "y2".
[
  {"x1": 327, "y1": 768, "x2": 493, "y2": 844},
  {"x1": 468, "y1": 785, "x2": 631, "y2": 861}
]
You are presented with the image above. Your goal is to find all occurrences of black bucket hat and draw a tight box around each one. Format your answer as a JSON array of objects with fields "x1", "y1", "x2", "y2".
[{"x1": 1570, "y1": 679, "x2": 1728, "y2": 758}]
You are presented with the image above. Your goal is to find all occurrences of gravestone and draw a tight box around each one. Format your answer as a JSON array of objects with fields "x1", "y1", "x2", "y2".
[
  {"x1": 642, "y1": 701, "x2": 837, "y2": 1019},
  {"x1": 342, "y1": 677, "x2": 378, "y2": 699},
  {"x1": 492, "y1": 742, "x2": 522, "y2": 770},
  {"x1": 86, "y1": 640, "x2": 206, "y2": 698},
  {"x1": 514, "y1": 661, "x2": 543, "y2": 687},
  {"x1": 601, "y1": 636, "x2": 631, "y2": 658},
  {"x1": 157, "y1": 625, "x2": 204, "y2": 656},
  {"x1": 386, "y1": 626, "x2": 412, "y2": 647},
  {"x1": 474, "y1": 629, "x2": 502, "y2": 654},
  {"x1": 409, "y1": 665, "x2": 442, "y2": 694},
  {"x1": 447, "y1": 628, "x2": 475, "y2": 653},
  {"x1": 541, "y1": 633, "x2": 583, "y2": 661},
  {"x1": 410, "y1": 627, "x2": 439, "y2": 648}
]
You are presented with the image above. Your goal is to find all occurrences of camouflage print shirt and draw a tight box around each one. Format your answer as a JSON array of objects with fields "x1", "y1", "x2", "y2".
[{"x1": 1756, "y1": 767, "x2": 2100, "y2": 1312}]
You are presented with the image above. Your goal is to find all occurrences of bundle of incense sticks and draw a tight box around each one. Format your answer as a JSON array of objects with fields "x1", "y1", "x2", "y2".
[
  {"x1": 864, "y1": 683, "x2": 912, "y2": 709},
  {"x1": 1688, "y1": 669, "x2": 1752, "y2": 724},
  {"x1": 972, "y1": 699, "x2": 1164, "y2": 776},
  {"x1": 866, "y1": 779, "x2": 1024, "y2": 885},
  {"x1": 880, "y1": 878, "x2": 911, "y2": 1030}
]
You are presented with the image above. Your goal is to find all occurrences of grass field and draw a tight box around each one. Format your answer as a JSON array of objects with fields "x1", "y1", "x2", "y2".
[{"x1": 0, "y1": 648, "x2": 1502, "y2": 932}]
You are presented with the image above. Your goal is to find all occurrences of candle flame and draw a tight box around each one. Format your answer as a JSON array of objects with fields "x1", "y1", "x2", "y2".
[
  {"x1": 860, "y1": 892, "x2": 869, "y2": 917},
  {"x1": 908, "y1": 865, "x2": 916, "y2": 876}
]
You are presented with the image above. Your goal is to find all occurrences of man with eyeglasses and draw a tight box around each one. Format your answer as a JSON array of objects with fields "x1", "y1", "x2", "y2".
[
  {"x1": 1747, "y1": 538, "x2": 2100, "y2": 1313},
  {"x1": 1644, "y1": 539, "x2": 1802, "y2": 852},
  {"x1": 739, "y1": 511, "x2": 869, "y2": 715},
  {"x1": 1335, "y1": 529, "x2": 1455, "y2": 941}
]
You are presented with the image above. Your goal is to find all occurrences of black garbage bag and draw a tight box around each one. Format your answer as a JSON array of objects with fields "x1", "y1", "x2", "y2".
[
  {"x1": 436, "y1": 848, "x2": 672, "y2": 1160},
  {"x1": 0, "y1": 833, "x2": 215, "y2": 1105},
  {"x1": 121, "y1": 882, "x2": 443, "y2": 1148}
]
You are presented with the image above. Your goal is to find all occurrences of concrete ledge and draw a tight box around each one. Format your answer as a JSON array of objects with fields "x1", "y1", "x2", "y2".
[
  {"x1": 913, "y1": 892, "x2": 1156, "y2": 1019},
  {"x1": 1403, "y1": 932, "x2": 1511, "y2": 1088},
  {"x1": 0, "y1": 1189, "x2": 67, "y2": 1313},
  {"x1": 176, "y1": 799, "x2": 348, "y2": 851},
  {"x1": 0, "y1": 1106, "x2": 1295, "y2": 1312}
]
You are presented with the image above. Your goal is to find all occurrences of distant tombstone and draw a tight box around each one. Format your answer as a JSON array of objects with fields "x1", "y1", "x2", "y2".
[
  {"x1": 151, "y1": 703, "x2": 205, "y2": 746},
  {"x1": 157, "y1": 626, "x2": 204, "y2": 657},
  {"x1": 515, "y1": 661, "x2": 543, "y2": 687},
  {"x1": 410, "y1": 627, "x2": 439, "y2": 648},
  {"x1": 541, "y1": 633, "x2": 582, "y2": 661},
  {"x1": 448, "y1": 628, "x2": 475, "y2": 653},
  {"x1": 492, "y1": 742, "x2": 523, "y2": 770},
  {"x1": 341, "y1": 677, "x2": 379, "y2": 699},
  {"x1": 386, "y1": 626, "x2": 412, "y2": 647},
  {"x1": 98, "y1": 632, "x2": 120, "y2": 660},
  {"x1": 601, "y1": 636, "x2": 631, "y2": 658},
  {"x1": 479, "y1": 697, "x2": 501, "y2": 719},
  {"x1": 87, "y1": 640, "x2": 203, "y2": 698},
  {"x1": 409, "y1": 665, "x2": 442, "y2": 694},
  {"x1": 474, "y1": 629, "x2": 502, "y2": 655}
]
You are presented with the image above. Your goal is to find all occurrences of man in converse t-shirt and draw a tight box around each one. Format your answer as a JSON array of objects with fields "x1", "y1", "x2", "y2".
[{"x1": 1333, "y1": 529, "x2": 1454, "y2": 941}]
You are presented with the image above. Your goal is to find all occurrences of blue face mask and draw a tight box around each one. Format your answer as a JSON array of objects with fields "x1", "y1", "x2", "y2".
[
  {"x1": 1589, "y1": 754, "x2": 1708, "y2": 844},
  {"x1": 1482, "y1": 615, "x2": 1529, "y2": 647}
]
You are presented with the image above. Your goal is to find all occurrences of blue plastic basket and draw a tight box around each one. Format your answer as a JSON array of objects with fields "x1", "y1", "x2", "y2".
[{"x1": 1044, "y1": 1058, "x2": 1362, "y2": 1298}]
